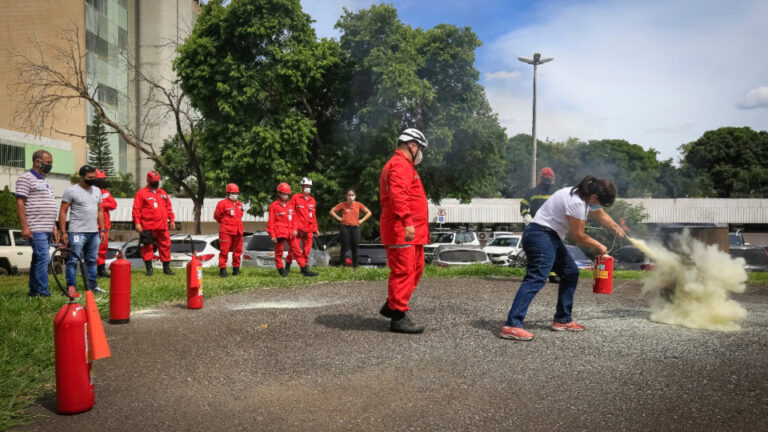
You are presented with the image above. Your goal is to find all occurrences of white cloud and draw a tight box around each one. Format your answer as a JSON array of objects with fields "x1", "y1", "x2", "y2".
[
  {"x1": 485, "y1": 70, "x2": 521, "y2": 81},
  {"x1": 481, "y1": 0, "x2": 768, "y2": 162},
  {"x1": 737, "y1": 86, "x2": 768, "y2": 109}
]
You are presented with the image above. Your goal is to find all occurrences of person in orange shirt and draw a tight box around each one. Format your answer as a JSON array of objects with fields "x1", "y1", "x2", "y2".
[
  {"x1": 266, "y1": 183, "x2": 317, "y2": 277},
  {"x1": 213, "y1": 183, "x2": 244, "y2": 278},
  {"x1": 329, "y1": 189, "x2": 372, "y2": 268},
  {"x1": 94, "y1": 169, "x2": 117, "y2": 278}
]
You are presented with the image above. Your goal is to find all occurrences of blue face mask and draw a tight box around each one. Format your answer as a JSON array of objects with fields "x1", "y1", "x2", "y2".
[{"x1": 589, "y1": 204, "x2": 601, "y2": 211}]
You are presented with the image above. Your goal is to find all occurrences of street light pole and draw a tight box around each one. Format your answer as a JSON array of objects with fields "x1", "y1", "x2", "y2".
[{"x1": 518, "y1": 52, "x2": 553, "y2": 188}]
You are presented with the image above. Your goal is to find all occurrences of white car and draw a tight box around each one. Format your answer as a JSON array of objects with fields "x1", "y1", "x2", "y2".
[
  {"x1": 483, "y1": 235, "x2": 522, "y2": 266},
  {"x1": 0, "y1": 227, "x2": 57, "y2": 275},
  {"x1": 425, "y1": 230, "x2": 480, "y2": 263},
  {"x1": 166, "y1": 234, "x2": 223, "y2": 268}
]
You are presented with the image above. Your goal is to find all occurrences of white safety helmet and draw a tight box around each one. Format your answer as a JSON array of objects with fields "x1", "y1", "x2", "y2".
[
  {"x1": 398, "y1": 128, "x2": 428, "y2": 149},
  {"x1": 300, "y1": 177, "x2": 313, "y2": 186}
]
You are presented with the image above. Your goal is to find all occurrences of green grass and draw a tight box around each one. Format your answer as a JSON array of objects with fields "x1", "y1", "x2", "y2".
[{"x1": 1, "y1": 265, "x2": 765, "y2": 429}]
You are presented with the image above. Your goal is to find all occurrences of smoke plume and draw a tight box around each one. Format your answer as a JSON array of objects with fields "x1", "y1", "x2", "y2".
[{"x1": 628, "y1": 233, "x2": 747, "y2": 331}]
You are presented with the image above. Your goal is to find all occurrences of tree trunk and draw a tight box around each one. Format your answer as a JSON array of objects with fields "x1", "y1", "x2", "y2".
[{"x1": 193, "y1": 200, "x2": 202, "y2": 235}]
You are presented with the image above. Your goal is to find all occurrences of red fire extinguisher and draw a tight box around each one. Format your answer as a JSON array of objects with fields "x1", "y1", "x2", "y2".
[
  {"x1": 186, "y1": 236, "x2": 203, "y2": 309},
  {"x1": 109, "y1": 251, "x2": 132, "y2": 324},
  {"x1": 593, "y1": 255, "x2": 614, "y2": 294},
  {"x1": 51, "y1": 247, "x2": 110, "y2": 414}
]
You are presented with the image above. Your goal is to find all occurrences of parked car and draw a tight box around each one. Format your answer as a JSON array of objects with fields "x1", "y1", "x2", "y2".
[
  {"x1": 425, "y1": 230, "x2": 479, "y2": 263},
  {"x1": 104, "y1": 239, "x2": 160, "y2": 271},
  {"x1": 241, "y1": 232, "x2": 330, "y2": 269},
  {"x1": 482, "y1": 235, "x2": 522, "y2": 266},
  {"x1": 613, "y1": 246, "x2": 655, "y2": 271},
  {"x1": 166, "y1": 234, "x2": 221, "y2": 268},
  {"x1": 477, "y1": 230, "x2": 515, "y2": 245},
  {"x1": 0, "y1": 227, "x2": 57, "y2": 275},
  {"x1": 729, "y1": 246, "x2": 768, "y2": 272},
  {"x1": 729, "y1": 231, "x2": 749, "y2": 246},
  {"x1": 566, "y1": 245, "x2": 594, "y2": 270},
  {"x1": 432, "y1": 244, "x2": 490, "y2": 267},
  {"x1": 323, "y1": 234, "x2": 386, "y2": 267}
]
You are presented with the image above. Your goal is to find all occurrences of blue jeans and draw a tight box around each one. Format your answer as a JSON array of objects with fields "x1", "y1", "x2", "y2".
[
  {"x1": 29, "y1": 232, "x2": 53, "y2": 297},
  {"x1": 66, "y1": 232, "x2": 100, "y2": 290},
  {"x1": 505, "y1": 223, "x2": 581, "y2": 327}
]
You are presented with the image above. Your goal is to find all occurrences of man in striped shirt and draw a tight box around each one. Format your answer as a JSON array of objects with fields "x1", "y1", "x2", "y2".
[{"x1": 15, "y1": 150, "x2": 59, "y2": 297}]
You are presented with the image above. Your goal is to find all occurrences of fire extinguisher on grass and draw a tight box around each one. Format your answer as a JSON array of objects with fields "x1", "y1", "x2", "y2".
[
  {"x1": 109, "y1": 250, "x2": 132, "y2": 323},
  {"x1": 51, "y1": 247, "x2": 111, "y2": 414},
  {"x1": 185, "y1": 235, "x2": 204, "y2": 309}
]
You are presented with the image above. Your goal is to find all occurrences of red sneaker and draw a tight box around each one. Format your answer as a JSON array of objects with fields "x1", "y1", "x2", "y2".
[
  {"x1": 551, "y1": 321, "x2": 585, "y2": 332},
  {"x1": 500, "y1": 326, "x2": 534, "y2": 341}
]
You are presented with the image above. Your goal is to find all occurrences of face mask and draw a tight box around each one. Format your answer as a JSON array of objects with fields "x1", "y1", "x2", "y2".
[
  {"x1": 149, "y1": 181, "x2": 159, "y2": 189},
  {"x1": 39, "y1": 163, "x2": 52, "y2": 174},
  {"x1": 280, "y1": 193, "x2": 289, "y2": 201},
  {"x1": 589, "y1": 204, "x2": 601, "y2": 211},
  {"x1": 413, "y1": 149, "x2": 423, "y2": 165},
  {"x1": 347, "y1": 195, "x2": 356, "y2": 202},
  {"x1": 303, "y1": 187, "x2": 311, "y2": 194},
  {"x1": 84, "y1": 178, "x2": 96, "y2": 187},
  {"x1": 229, "y1": 194, "x2": 238, "y2": 201}
]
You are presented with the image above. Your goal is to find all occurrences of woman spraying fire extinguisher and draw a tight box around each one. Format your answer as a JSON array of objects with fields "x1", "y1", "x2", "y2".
[{"x1": 500, "y1": 175, "x2": 625, "y2": 342}]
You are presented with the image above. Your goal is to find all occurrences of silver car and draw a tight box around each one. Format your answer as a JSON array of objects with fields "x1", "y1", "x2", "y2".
[{"x1": 241, "y1": 232, "x2": 330, "y2": 268}]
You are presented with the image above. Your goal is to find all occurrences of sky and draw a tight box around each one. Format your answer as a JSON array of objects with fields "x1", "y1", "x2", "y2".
[{"x1": 300, "y1": 0, "x2": 768, "y2": 163}]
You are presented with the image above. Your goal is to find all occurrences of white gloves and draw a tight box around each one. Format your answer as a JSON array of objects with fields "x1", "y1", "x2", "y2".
[{"x1": 523, "y1": 214, "x2": 533, "y2": 226}]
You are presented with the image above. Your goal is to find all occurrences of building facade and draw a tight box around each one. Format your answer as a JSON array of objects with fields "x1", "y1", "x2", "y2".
[{"x1": 0, "y1": 0, "x2": 201, "y2": 195}]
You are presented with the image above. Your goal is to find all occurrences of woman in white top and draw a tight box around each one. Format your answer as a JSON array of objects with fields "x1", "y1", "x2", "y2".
[{"x1": 501, "y1": 175, "x2": 626, "y2": 341}]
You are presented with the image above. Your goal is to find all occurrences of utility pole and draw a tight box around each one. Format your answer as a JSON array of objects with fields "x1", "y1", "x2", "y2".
[{"x1": 518, "y1": 52, "x2": 553, "y2": 188}]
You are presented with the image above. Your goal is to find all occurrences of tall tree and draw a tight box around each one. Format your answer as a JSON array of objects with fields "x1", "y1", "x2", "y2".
[
  {"x1": 0, "y1": 186, "x2": 21, "y2": 228},
  {"x1": 680, "y1": 126, "x2": 768, "y2": 197},
  {"x1": 86, "y1": 113, "x2": 116, "y2": 177},
  {"x1": 175, "y1": 0, "x2": 342, "y2": 213}
]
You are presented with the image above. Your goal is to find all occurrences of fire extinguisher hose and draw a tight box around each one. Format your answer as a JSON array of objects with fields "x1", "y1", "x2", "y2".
[{"x1": 50, "y1": 246, "x2": 91, "y2": 300}]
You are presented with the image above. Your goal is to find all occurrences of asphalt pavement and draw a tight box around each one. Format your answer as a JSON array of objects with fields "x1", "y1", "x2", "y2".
[{"x1": 18, "y1": 276, "x2": 768, "y2": 431}]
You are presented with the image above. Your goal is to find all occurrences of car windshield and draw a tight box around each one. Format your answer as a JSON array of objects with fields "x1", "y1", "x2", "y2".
[
  {"x1": 170, "y1": 240, "x2": 207, "y2": 253},
  {"x1": 729, "y1": 234, "x2": 743, "y2": 246},
  {"x1": 730, "y1": 248, "x2": 768, "y2": 265},
  {"x1": 246, "y1": 235, "x2": 275, "y2": 251},
  {"x1": 567, "y1": 245, "x2": 589, "y2": 261},
  {"x1": 489, "y1": 237, "x2": 518, "y2": 247},
  {"x1": 431, "y1": 233, "x2": 454, "y2": 243}
]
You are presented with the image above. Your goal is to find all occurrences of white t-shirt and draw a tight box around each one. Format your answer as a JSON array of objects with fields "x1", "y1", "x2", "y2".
[{"x1": 532, "y1": 186, "x2": 594, "y2": 239}]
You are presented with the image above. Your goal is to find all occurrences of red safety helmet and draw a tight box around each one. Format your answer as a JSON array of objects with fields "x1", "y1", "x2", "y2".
[
  {"x1": 95, "y1": 169, "x2": 107, "y2": 179},
  {"x1": 539, "y1": 167, "x2": 555, "y2": 184},
  {"x1": 226, "y1": 183, "x2": 239, "y2": 193},
  {"x1": 277, "y1": 182, "x2": 291, "y2": 194},
  {"x1": 147, "y1": 170, "x2": 161, "y2": 182}
]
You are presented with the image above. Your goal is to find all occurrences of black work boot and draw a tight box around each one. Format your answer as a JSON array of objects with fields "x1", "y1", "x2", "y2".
[
  {"x1": 379, "y1": 301, "x2": 393, "y2": 318},
  {"x1": 390, "y1": 310, "x2": 424, "y2": 334},
  {"x1": 284, "y1": 262, "x2": 291, "y2": 276},
  {"x1": 162, "y1": 262, "x2": 175, "y2": 275},
  {"x1": 300, "y1": 266, "x2": 318, "y2": 277},
  {"x1": 232, "y1": 267, "x2": 240, "y2": 276},
  {"x1": 219, "y1": 267, "x2": 228, "y2": 278},
  {"x1": 144, "y1": 260, "x2": 153, "y2": 276},
  {"x1": 278, "y1": 267, "x2": 286, "y2": 277},
  {"x1": 97, "y1": 264, "x2": 109, "y2": 278}
]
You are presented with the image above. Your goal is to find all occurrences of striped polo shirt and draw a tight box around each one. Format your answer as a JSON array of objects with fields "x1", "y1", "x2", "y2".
[{"x1": 15, "y1": 169, "x2": 58, "y2": 233}]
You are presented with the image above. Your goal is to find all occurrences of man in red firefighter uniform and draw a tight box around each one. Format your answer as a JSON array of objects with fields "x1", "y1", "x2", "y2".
[
  {"x1": 289, "y1": 177, "x2": 319, "y2": 269},
  {"x1": 94, "y1": 169, "x2": 117, "y2": 278},
  {"x1": 132, "y1": 170, "x2": 176, "y2": 276},
  {"x1": 214, "y1": 183, "x2": 244, "y2": 278},
  {"x1": 379, "y1": 128, "x2": 429, "y2": 334},
  {"x1": 267, "y1": 183, "x2": 317, "y2": 277}
]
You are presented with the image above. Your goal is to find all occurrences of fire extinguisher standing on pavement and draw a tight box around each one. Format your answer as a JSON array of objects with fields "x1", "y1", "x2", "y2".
[
  {"x1": 109, "y1": 250, "x2": 132, "y2": 323},
  {"x1": 593, "y1": 255, "x2": 614, "y2": 294},
  {"x1": 185, "y1": 235, "x2": 203, "y2": 309},
  {"x1": 51, "y1": 247, "x2": 111, "y2": 414}
]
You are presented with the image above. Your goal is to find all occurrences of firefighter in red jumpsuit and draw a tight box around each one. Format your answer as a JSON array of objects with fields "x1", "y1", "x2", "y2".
[
  {"x1": 94, "y1": 169, "x2": 117, "y2": 278},
  {"x1": 289, "y1": 177, "x2": 319, "y2": 270},
  {"x1": 132, "y1": 170, "x2": 176, "y2": 276},
  {"x1": 214, "y1": 183, "x2": 244, "y2": 278},
  {"x1": 378, "y1": 128, "x2": 429, "y2": 334},
  {"x1": 267, "y1": 183, "x2": 317, "y2": 277}
]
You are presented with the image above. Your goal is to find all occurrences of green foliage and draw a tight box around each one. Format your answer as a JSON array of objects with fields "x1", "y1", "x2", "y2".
[
  {"x1": 0, "y1": 186, "x2": 21, "y2": 228},
  {"x1": 109, "y1": 172, "x2": 139, "y2": 198},
  {"x1": 86, "y1": 113, "x2": 116, "y2": 178},
  {"x1": 156, "y1": 131, "x2": 216, "y2": 197},
  {"x1": 679, "y1": 126, "x2": 768, "y2": 197}
]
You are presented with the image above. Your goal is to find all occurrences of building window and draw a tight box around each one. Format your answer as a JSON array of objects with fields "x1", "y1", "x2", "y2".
[
  {"x1": 86, "y1": 0, "x2": 108, "y2": 14},
  {"x1": 97, "y1": 85, "x2": 119, "y2": 107},
  {"x1": 0, "y1": 143, "x2": 25, "y2": 168}
]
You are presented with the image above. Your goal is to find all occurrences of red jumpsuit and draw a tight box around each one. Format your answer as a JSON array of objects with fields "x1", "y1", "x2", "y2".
[
  {"x1": 97, "y1": 188, "x2": 117, "y2": 265},
  {"x1": 213, "y1": 198, "x2": 244, "y2": 268},
  {"x1": 132, "y1": 187, "x2": 175, "y2": 262},
  {"x1": 289, "y1": 193, "x2": 318, "y2": 264},
  {"x1": 266, "y1": 200, "x2": 306, "y2": 269},
  {"x1": 379, "y1": 150, "x2": 429, "y2": 312}
]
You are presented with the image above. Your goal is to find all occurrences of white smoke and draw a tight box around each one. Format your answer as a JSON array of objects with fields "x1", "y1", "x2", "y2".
[{"x1": 629, "y1": 233, "x2": 748, "y2": 331}]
